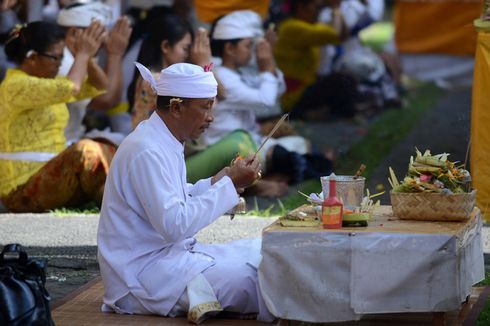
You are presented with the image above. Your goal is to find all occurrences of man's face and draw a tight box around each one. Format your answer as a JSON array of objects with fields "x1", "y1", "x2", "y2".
[{"x1": 180, "y1": 98, "x2": 215, "y2": 140}]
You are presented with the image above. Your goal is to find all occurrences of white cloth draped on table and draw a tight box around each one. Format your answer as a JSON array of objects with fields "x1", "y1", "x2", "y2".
[{"x1": 258, "y1": 214, "x2": 484, "y2": 323}]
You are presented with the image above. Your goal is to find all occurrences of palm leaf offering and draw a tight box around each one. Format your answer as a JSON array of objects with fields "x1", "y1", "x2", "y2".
[
  {"x1": 389, "y1": 149, "x2": 471, "y2": 194},
  {"x1": 279, "y1": 205, "x2": 320, "y2": 227}
]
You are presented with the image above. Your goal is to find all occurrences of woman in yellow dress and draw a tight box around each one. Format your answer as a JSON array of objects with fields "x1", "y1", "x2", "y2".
[{"x1": 0, "y1": 21, "x2": 114, "y2": 213}]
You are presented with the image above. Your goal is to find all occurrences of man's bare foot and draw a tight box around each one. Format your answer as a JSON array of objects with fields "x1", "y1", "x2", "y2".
[{"x1": 245, "y1": 180, "x2": 288, "y2": 197}]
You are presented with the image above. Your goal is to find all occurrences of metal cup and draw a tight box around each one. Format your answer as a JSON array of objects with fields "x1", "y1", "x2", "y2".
[{"x1": 321, "y1": 175, "x2": 366, "y2": 209}]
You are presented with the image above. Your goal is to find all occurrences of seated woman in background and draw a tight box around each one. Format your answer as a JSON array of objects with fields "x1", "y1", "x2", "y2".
[
  {"x1": 128, "y1": 13, "x2": 204, "y2": 129},
  {"x1": 317, "y1": 0, "x2": 401, "y2": 111},
  {"x1": 275, "y1": 0, "x2": 359, "y2": 119},
  {"x1": 206, "y1": 11, "x2": 333, "y2": 195},
  {"x1": 0, "y1": 21, "x2": 115, "y2": 213}
]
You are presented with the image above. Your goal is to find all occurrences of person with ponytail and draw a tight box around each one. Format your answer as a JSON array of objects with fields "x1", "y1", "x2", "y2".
[
  {"x1": 127, "y1": 13, "x2": 194, "y2": 129},
  {"x1": 128, "y1": 13, "x2": 226, "y2": 130},
  {"x1": 0, "y1": 21, "x2": 115, "y2": 213}
]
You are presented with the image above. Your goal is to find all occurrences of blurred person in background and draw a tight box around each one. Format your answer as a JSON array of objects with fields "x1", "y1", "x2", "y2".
[
  {"x1": 120, "y1": 0, "x2": 195, "y2": 120},
  {"x1": 0, "y1": 0, "x2": 22, "y2": 81},
  {"x1": 0, "y1": 21, "x2": 114, "y2": 213},
  {"x1": 318, "y1": 0, "x2": 401, "y2": 111},
  {"x1": 127, "y1": 12, "x2": 195, "y2": 129},
  {"x1": 57, "y1": 1, "x2": 132, "y2": 142},
  {"x1": 275, "y1": 0, "x2": 363, "y2": 120}
]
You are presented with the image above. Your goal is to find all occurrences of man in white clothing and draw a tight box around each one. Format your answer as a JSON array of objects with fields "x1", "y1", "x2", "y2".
[{"x1": 97, "y1": 62, "x2": 274, "y2": 323}]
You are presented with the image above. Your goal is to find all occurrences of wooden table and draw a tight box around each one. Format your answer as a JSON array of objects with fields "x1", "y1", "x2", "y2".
[{"x1": 258, "y1": 206, "x2": 485, "y2": 323}]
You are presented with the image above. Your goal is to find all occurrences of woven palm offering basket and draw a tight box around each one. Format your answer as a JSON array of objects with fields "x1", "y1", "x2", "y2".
[
  {"x1": 390, "y1": 190, "x2": 476, "y2": 222},
  {"x1": 389, "y1": 149, "x2": 475, "y2": 222}
]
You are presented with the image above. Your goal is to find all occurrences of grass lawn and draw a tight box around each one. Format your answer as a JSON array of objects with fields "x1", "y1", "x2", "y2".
[
  {"x1": 50, "y1": 205, "x2": 100, "y2": 216},
  {"x1": 477, "y1": 273, "x2": 490, "y2": 325}
]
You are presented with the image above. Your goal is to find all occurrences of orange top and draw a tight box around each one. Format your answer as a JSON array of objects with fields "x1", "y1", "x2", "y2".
[
  {"x1": 394, "y1": 0, "x2": 480, "y2": 56},
  {"x1": 193, "y1": 0, "x2": 270, "y2": 24}
]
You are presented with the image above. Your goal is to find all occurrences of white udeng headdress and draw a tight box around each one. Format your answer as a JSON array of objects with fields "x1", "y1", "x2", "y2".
[
  {"x1": 212, "y1": 10, "x2": 261, "y2": 40},
  {"x1": 57, "y1": 2, "x2": 112, "y2": 27},
  {"x1": 134, "y1": 62, "x2": 217, "y2": 98}
]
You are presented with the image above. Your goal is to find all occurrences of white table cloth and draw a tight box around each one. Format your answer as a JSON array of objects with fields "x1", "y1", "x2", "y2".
[{"x1": 258, "y1": 206, "x2": 484, "y2": 323}]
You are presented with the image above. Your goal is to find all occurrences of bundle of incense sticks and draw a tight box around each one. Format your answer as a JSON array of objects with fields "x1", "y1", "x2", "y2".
[{"x1": 247, "y1": 113, "x2": 289, "y2": 165}]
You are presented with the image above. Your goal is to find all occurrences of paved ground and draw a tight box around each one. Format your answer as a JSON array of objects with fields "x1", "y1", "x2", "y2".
[{"x1": 0, "y1": 213, "x2": 275, "y2": 303}]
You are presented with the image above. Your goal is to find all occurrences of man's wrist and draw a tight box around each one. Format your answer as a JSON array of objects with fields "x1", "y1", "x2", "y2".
[{"x1": 212, "y1": 167, "x2": 231, "y2": 185}]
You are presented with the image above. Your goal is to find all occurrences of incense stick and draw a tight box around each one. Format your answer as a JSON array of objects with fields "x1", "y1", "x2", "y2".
[
  {"x1": 353, "y1": 164, "x2": 366, "y2": 179},
  {"x1": 463, "y1": 137, "x2": 471, "y2": 171},
  {"x1": 248, "y1": 113, "x2": 289, "y2": 164},
  {"x1": 463, "y1": 137, "x2": 472, "y2": 192},
  {"x1": 297, "y1": 190, "x2": 310, "y2": 199}
]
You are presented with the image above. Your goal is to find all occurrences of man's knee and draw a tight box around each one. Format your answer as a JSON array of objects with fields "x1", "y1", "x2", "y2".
[{"x1": 214, "y1": 263, "x2": 258, "y2": 303}]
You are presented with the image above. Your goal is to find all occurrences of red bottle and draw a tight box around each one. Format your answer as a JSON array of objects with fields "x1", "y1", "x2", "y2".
[{"x1": 322, "y1": 174, "x2": 343, "y2": 229}]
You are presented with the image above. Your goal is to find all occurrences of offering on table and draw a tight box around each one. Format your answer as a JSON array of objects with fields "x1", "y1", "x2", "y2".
[
  {"x1": 286, "y1": 185, "x2": 381, "y2": 228},
  {"x1": 342, "y1": 212, "x2": 369, "y2": 227},
  {"x1": 389, "y1": 149, "x2": 475, "y2": 221},
  {"x1": 279, "y1": 205, "x2": 320, "y2": 227},
  {"x1": 389, "y1": 149, "x2": 471, "y2": 194}
]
